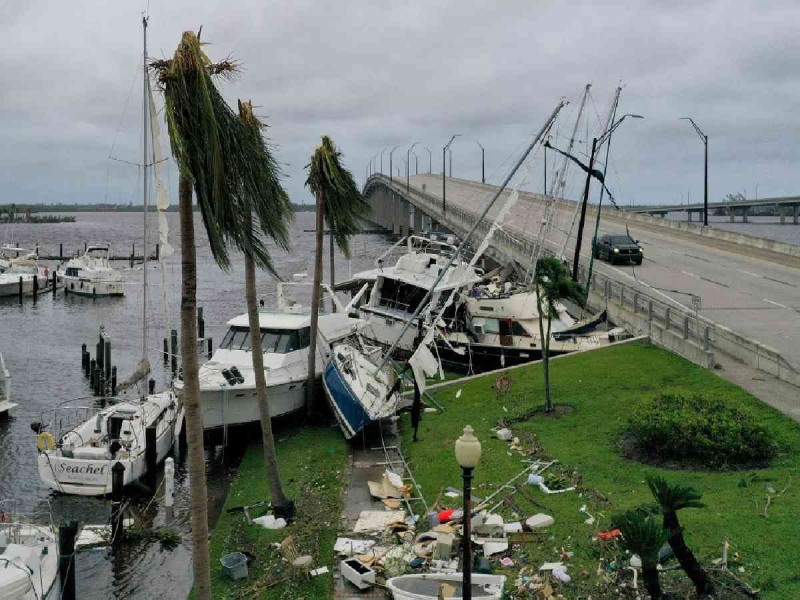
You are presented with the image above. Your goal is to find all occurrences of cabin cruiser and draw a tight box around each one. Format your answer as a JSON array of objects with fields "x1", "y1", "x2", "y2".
[
  {"x1": 59, "y1": 245, "x2": 124, "y2": 297},
  {"x1": 189, "y1": 283, "x2": 365, "y2": 433},
  {"x1": 35, "y1": 390, "x2": 183, "y2": 496},
  {"x1": 0, "y1": 256, "x2": 59, "y2": 298},
  {"x1": 0, "y1": 500, "x2": 58, "y2": 599},
  {"x1": 341, "y1": 236, "x2": 482, "y2": 355}
]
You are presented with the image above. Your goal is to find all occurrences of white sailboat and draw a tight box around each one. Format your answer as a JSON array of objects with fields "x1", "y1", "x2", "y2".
[
  {"x1": 0, "y1": 500, "x2": 59, "y2": 600},
  {"x1": 60, "y1": 244, "x2": 125, "y2": 297},
  {"x1": 35, "y1": 16, "x2": 184, "y2": 496}
]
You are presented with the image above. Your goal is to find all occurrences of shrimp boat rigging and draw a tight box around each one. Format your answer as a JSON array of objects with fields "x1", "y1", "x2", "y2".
[
  {"x1": 322, "y1": 101, "x2": 568, "y2": 440},
  {"x1": 35, "y1": 16, "x2": 183, "y2": 496}
]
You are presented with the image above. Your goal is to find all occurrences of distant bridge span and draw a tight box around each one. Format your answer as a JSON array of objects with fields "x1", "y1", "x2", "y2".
[{"x1": 625, "y1": 196, "x2": 800, "y2": 223}]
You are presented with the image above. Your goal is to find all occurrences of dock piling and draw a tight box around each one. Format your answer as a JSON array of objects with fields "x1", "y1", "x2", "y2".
[
  {"x1": 58, "y1": 520, "x2": 78, "y2": 600},
  {"x1": 111, "y1": 462, "x2": 125, "y2": 545},
  {"x1": 170, "y1": 329, "x2": 178, "y2": 374}
]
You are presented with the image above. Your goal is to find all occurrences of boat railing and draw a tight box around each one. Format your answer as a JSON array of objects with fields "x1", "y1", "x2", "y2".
[{"x1": 44, "y1": 405, "x2": 97, "y2": 441}]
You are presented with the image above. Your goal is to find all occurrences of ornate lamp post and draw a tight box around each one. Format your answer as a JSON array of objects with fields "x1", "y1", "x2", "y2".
[{"x1": 454, "y1": 425, "x2": 482, "y2": 599}]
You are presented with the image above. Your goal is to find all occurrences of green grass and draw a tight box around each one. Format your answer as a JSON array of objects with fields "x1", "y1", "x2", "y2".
[
  {"x1": 207, "y1": 426, "x2": 347, "y2": 599},
  {"x1": 401, "y1": 341, "x2": 800, "y2": 599}
]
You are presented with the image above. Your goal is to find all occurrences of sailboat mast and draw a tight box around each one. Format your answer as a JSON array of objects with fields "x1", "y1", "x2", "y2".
[{"x1": 141, "y1": 15, "x2": 150, "y2": 365}]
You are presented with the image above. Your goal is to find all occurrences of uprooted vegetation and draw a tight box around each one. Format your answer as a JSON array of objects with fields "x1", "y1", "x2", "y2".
[{"x1": 619, "y1": 393, "x2": 778, "y2": 469}]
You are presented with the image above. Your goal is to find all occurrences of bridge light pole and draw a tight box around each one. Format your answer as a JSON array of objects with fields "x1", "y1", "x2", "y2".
[
  {"x1": 476, "y1": 141, "x2": 485, "y2": 184},
  {"x1": 411, "y1": 150, "x2": 419, "y2": 175},
  {"x1": 406, "y1": 141, "x2": 420, "y2": 192},
  {"x1": 424, "y1": 147, "x2": 432, "y2": 173},
  {"x1": 443, "y1": 135, "x2": 460, "y2": 215},
  {"x1": 380, "y1": 147, "x2": 388, "y2": 175},
  {"x1": 681, "y1": 117, "x2": 709, "y2": 227},
  {"x1": 389, "y1": 145, "x2": 399, "y2": 182}
]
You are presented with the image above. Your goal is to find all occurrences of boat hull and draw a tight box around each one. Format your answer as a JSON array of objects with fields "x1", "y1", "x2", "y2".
[
  {"x1": 386, "y1": 573, "x2": 505, "y2": 600},
  {"x1": 0, "y1": 524, "x2": 59, "y2": 600},
  {"x1": 0, "y1": 275, "x2": 59, "y2": 298},
  {"x1": 63, "y1": 276, "x2": 124, "y2": 297},
  {"x1": 199, "y1": 379, "x2": 307, "y2": 431},
  {"x1": 322, "y1": 361, "x2": 371, "y2": 440}
]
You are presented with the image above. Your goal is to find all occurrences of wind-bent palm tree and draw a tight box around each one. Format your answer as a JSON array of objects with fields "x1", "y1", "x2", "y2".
[
  {"x1": 304, "y1": 136, "x2": 370, "y2": 415},
  {"x1": 616, "y1": 509, "x2": 671, "y2": 599},
  {"x1": 647, "y1": 475, "x2": 715, "y2": 596},
  {"x1": 237, "y1": 100, "x2": 293, "y2": 514},
  {"x1": 153, "y1": 32, "x2": 291, "y2": 599}
]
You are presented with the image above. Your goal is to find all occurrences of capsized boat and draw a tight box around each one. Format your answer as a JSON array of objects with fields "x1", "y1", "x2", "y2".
[
  {"x1": 0, "y1": 500, "x2": 59, "y2": 599},
  {"x1": 59, "y1": 245, "x2": 124, "y2": 297},
  {"x1": 322, "y1": 334, "x2": 400, "y2": 439},
  {"x1": 386, "y1": 573, "x2": 505, "y2": 600},
  {"x1": 189, "y1": 282, "x2": 365, "y2": 432},
  {"x1": 36, "y1": 390, "x2": 183, "y2": 496}
]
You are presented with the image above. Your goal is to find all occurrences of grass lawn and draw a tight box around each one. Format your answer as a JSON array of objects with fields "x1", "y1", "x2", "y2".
[
  {"x1": 401, "y1": 341, "x2": 800, "y2": 599},
  {"x1": 206, "y1": 425, "x2": 347, "y2": 599}
]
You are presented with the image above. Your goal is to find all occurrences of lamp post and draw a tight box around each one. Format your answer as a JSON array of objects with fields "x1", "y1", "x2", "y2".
[
  {"x1": 443, "y1": 135, "x2": 460, "y2": 214},
  {"x1": 448, "y1": 148, "x2": 453, "y2": 176},
  {"x1": 407, "y1": 141, "x2": 420, "y2": 191},
  {"x1": 680, "y1": 117, "x2": 709, "y2": 227},
  {"x1": 455, "y1": 425, "x2": 481, "y2": 600},
  {"x1": 476, "y1": 141, "x2": 485, "y2": 184},
  {"x1": 380, "y1": 147, "x2": 388, "y2": 175},
  {"x1": 389, "y1": 145, "x2": 399, "y2": 182},
  {"x1": 411, "y1": 150, "x2": 419, "y2": 175},
  {"x1": 424, "y1": 147, "x2": 432, "y2": 173}
]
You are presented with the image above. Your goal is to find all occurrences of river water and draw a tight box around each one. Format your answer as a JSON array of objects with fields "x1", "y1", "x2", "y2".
[
  {"x1": 664, "y1": 212, "x2": 800, "y2": 245},
  {"x1": 0, "y1": 210, "x2": 393, "y2": 599}
]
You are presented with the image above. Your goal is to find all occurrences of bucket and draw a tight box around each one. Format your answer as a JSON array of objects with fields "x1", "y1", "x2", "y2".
[{"x1": 220, "y1": 552, "x2": 248, "y2": 580}]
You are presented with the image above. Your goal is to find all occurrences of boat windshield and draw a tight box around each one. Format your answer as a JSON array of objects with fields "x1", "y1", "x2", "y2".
[
  {"x1": 220, "y1": 326, "x2": 310, "y2": 353},
  {"x1": 377, "y1": 279, "x2": 428, "y2": 314}
]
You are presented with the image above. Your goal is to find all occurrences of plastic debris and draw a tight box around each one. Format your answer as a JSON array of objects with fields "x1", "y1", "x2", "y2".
[
  {"x1": 525, "y1": 514, "x2": 555, "y2": 529},
  {"x1": 630, "y1": 554, "x2": 642, "y2": 568},
  {"x1": 496, "y1": 428, "x2": 513, "y2": 441},
  {"x1": 252, "y1": 515, "x2": 287, "y2": 529},
  {"x1": 579, "y1": 504, "x2": 596, "y2": 525},
  {"x1": 500, "y1": 557, "x2": 514, "y2": 567},
  {"x1": 334, "y1": 538, "x2": 376, "y2": 556},
  {"x1": 309, "y1": 566, "x2": 329, "y2": 576},
  {"x1": 597, "y1": 528, "x2": 622, "y2": 540},
  {"x1": 552, "y1": 565, "x2": 571, "y2": 583},
  {"x1": 503, "y1": 522, "x2": 523, "y2": 533},
  {"x1": 353, "y1": 510, "x2": 406, "y2": 533}
]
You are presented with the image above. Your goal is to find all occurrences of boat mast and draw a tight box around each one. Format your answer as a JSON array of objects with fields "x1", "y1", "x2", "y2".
[{"x1": 141, "y1": 14, "x2": 150, "y2": 367}]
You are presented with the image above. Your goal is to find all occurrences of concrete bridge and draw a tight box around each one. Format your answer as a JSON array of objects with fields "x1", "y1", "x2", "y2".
[
  {"x1": 625, "y1": 196, "x2": 800, "y2": 223},
  {"x1": 363, "y1": 173, "x2": 800, "y2": 418}
]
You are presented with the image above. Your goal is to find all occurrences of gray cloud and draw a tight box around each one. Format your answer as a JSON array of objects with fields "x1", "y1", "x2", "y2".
[{"x1": 2, "y1": 0, "x2": 800, "y2": 208}]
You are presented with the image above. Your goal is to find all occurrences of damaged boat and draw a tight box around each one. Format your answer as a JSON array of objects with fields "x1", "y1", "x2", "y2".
[{"x1": 387, "y1": 573, "x2": 505, "y2": 600}]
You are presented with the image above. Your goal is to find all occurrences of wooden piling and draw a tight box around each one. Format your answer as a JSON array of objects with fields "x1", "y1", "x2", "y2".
[
  {"x1": 81, "y1": 344, "x2": 88, "y2": 373},
  {"x1": 111, "y1": 462, "x2": 125, "y2": 545},
  {"x1": 170, "y1": 329, "x2": 178, "y2": 373},
  {"x1": 197, "y1": 307, "x2": 205, "y2": 339},
  {"x1": 52, "y1": 270, "x2": 57, "y2": 295},
  {"x1": 111, "y1": 366, "x2": 117, "y2": 396},
  {"x1": 58, "y1": 520, "x2": 79, "y2": 600},
  {"x1": 163, "y1": 338, "x2": 169, "y2": 364},
  {"x1": 33, "y1": 275, "x2": 38, "y2": 301},
  {"x1": 18, "y1": 276, "x2": 22, "y2": 302},
  {"x1": 104, "y1": 340, "x2": 111, "y2": 381}
]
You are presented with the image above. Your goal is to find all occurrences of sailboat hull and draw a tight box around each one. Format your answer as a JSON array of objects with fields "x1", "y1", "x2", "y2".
[{"x1": 322, "y1": 361, "x2": 371, "y2": 440}]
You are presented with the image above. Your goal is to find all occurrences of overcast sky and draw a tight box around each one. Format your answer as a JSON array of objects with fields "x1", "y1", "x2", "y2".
[{"x1": 2, "y1": 0, "x2": 799, "y2": 207}]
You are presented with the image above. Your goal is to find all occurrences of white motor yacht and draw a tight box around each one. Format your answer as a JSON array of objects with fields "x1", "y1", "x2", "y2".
[
  {"x1": 0, "y1": 256, "x2": 59, "y2": 298},
  {"x1": 59, "y1": 245, "x2": 124, "y2": 297},
  {"x1": 36, "y1": 390, "x2": 183, "y2": 496},
  {"x1": 0, "y1": 501, "x2": 59, "y2": 600},
  {"x1": 189, "y1": 283, "x2": 364, "y2": 432}
]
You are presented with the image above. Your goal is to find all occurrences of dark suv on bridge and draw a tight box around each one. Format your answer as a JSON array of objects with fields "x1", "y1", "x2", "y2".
[{"x1": 592, "y1": 234, "x2": 643, "y2": 265}]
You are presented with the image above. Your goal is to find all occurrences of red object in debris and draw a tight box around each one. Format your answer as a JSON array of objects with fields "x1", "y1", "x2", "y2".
[
  {"x1": 597, "y1": 529, "x2": 622, "y2": 540},
  {"x1": 437, "y1": 509, "x2": 464, "y2": 523}
]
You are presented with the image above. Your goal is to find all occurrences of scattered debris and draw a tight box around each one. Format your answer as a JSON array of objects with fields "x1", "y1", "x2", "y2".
[
  {"x1": 341, "y1": 558, "x2": 376, "y2": 590},
  {"x1": 353, "y1": 510, "x2": 407, "y2": 533},
  {"x1": 309, "y1": 566, "x2": 329, "y2": 577},
  {"x1": 334, "y1": 538, "x2": 376, "y2": 556},
  {"x1": 525, "y1": 513, "x2": 555, "y2": 529},
  {"x1": 252, "y1": 514, "x2": 286, "y2": 529},
  {"x1": 496, "y1": 428, "x2": 513, "y2": 441}
]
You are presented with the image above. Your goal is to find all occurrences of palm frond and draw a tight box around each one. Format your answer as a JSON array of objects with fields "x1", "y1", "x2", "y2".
[
  {"x1": 615, "y1": 508, "x2": 671, "y2": 563},
  {"x1": 646, "y1": 475, "x2": 705, "y2": 512},
  {"x1": 305, "y1": 136, "x2": 370, "y2": 257},
  {"x1": 151, "y1": 32, "x2": 290, "y2": 271}
]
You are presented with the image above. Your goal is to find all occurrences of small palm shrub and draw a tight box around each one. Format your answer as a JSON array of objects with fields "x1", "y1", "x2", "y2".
[{"x1": 622, "y1": 394, "x2": 776, "y2": 469}]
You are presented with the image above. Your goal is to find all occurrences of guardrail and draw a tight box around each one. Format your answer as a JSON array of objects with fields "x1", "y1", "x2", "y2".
[{"x1": 365, "y1": 175, "x2": 800, "y2": 387}]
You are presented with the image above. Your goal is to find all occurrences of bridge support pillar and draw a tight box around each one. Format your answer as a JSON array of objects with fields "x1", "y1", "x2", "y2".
[
  {"x1": 780, "y1": 205, "x2": 786, "y2": 224},
  {"x1": 687, "y1": 211, "x2": 693, "y2": 222},
  {"x1": 742, "y1": 207, "x2": 749, "y2": 223},
  {"x1": 729, "y1": 207, "x2": 735, "y2": 223},
  {"x1": 793, "y1": 205, "x2": 799, "y2": 225}
]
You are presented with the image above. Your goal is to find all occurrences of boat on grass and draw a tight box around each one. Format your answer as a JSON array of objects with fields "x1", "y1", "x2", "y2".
[
  {"x1": 386, "y1": 573, "x2": 505, "y2": 600},
  {"x1": 0, "y1": 500, "x2": 59, "y2": 599}
]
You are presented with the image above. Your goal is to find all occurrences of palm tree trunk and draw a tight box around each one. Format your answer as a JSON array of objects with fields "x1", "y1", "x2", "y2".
[
  {"x1": 245, "y1": 251, "x2": 288, "y2": 508},
  {"x1": 536, "y1": 284, "x2": 553, "y2": 412},
  {"x1": 329, "y1": 225, "x2": 336, "y2": 312},
  {"x1": 642, "y1": 563, "x2": 663, "y2": 599},
  {"x1": 306, "y1": 189, "x2": 325, "y2": 416},
  {"x1": 664, "y1": 511, "x2": 714, "y2": 595},
  {"x1": 178, "y1": 174, "x2": 211, "y2": 600}
]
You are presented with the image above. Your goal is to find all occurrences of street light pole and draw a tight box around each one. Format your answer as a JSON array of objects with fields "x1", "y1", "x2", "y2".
[
  {"x1": 389, "y1": 145, "x2": 399, "y2": 182},
  {"x1": 442, "y1": 134, "x2": 460, "y2": 215},
  {"x1": 424, "y1": 147, "x2": 432, "y2": 173},
  {"x1": 476, "y1": 141, "x2": 485, "y2": 184},
  {"x1": 448, "y1": 148, "x2": 453, "y2": 177},
  {"x1": 380, "y1": 147, "x2": 388, "y2": 175},
  {"x1": 455, "y1": 426, "x2": 481, "y2": 600},
  {"x1": 407, "y1": 141, "x2": 420, "y2": 192},
  {"x1": 681, "y1": 117, "x2": 709, "y2": 227}
]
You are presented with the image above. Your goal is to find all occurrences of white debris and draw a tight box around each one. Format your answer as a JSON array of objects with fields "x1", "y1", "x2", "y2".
[
  {"x1": 252, "y1": 515, "x2": 287, "y2": 529},
  {"x1": 353, "y1": 510, "x2": 406, "y2": 533},
  {"x1": 525, "y1": 514, "x2": 555, "y2": 529},
  {"x1": 333, "y1": 538, "x2": 376, "y2": 556},
  {"x1": 496, "y1": 428, "x2": 513, "y2": 441}
]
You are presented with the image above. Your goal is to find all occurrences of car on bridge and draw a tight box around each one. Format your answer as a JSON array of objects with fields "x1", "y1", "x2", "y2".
[{"x1": 592, "y1": 234, "x2": 643, "y2": 265}]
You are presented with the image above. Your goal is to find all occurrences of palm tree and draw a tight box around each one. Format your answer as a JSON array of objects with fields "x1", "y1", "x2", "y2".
[
  {"x1": 533, "y1": 257, "x2": 582, "y2": 411},
  {"x1": 152, "y1": 31, "x2": 291, "y2": 599},
  {"x1": 616, "y1": 509, "x2": 671, "y2": 599},
  {"x1": 647, "y1": 475, "x2": 715, "y2": 596},
  {"x1": 237, "y1": 100, "x2": 293, "y2": 514},
  {"x1": 304, "y1": 136, "x2": 370, "y2": 415}
]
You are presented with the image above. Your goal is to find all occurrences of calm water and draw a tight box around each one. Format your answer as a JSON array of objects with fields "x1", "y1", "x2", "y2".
[
  {"x1": 664, "y1": 212, "x2": 800, "y2": 244},
  {"x1": 0, "y1": 211, "x2": 393, "y2": 599}
]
